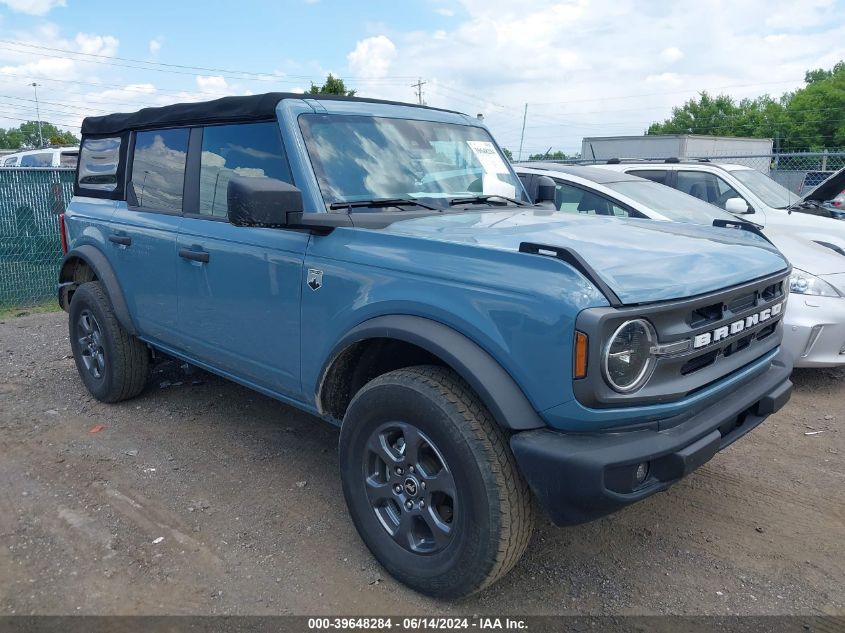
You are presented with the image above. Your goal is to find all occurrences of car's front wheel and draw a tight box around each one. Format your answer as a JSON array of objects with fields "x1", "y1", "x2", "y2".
[
  {"x1": 68, "y1": 281, "x2": 149, "y2": 403},
  {"x1": 339, "y1": 365, "x2": 534, "y2": 599}
]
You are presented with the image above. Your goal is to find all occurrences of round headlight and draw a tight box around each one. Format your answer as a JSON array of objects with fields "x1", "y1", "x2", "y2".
[{"x1": 603, "y1": 319, "x2": 657, "y2": 393}]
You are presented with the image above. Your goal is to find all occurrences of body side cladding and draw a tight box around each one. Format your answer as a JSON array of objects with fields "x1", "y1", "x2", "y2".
[
  {"x1": 58, "y1": 245, "x2": 136, "y2": 335},
  {"x1": 318, "y1": 315, "x2": 546, "y2": 431}
]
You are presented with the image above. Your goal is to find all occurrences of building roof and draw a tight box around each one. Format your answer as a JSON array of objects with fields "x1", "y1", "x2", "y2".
[
  {"x1": 581, "y1": 134, "x2": 773, "y2": 142},
  {"x1": 82, "y1": 92, "x2": 461, "y2": 136}
]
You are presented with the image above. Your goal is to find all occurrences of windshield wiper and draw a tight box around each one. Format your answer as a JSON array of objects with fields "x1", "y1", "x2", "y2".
[
  {"x1": 328, "y1": 198, "x2": 438, "y2": 211},
  {"x1": 447, "y1": 194, "x2": 528, "y2": 207}
]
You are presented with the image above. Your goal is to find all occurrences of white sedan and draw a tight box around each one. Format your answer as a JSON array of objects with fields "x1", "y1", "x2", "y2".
[{"x1": 515, "y1": 163, "x2": 845, "y2": 368}]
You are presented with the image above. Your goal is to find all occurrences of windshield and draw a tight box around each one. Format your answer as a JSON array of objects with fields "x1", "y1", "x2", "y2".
[
  {"x1": 299, "y1": 114, "x2": 527, "y2": 209},
  {"x1": 605, "y1": 180, "x2": 736, "y2": 224},
  {"x1": 731, "y1": 169, "x2": 799, "y2": 209}
]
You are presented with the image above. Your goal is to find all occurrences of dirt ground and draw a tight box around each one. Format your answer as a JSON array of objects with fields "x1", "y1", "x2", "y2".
[{"x1": 0, "y1": 311, "x2": 843, "y2": 616}]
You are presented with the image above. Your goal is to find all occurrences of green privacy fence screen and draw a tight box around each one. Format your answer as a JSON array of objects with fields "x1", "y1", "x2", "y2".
[{"x1": 0, "y1": 168, "x2": 74, "y2": 308}]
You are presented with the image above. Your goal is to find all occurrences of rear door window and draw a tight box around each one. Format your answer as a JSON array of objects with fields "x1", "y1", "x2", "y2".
[
  {"x1": 677, "y1": 170, "x2": 744, "y2": 209},
  {"x1": 130, "y1": 128, "x2": 189, "y2": 213},
  {"x1": 20, "y1": 153, "x2": 53, "y2": 167},
  {"x1": 197, "y1": 121, "x2": 292, "y2": 218}
]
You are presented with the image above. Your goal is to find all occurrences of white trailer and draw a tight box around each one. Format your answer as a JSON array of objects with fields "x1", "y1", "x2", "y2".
[{"x1": 581, "y1": 135, "x2": 773, "y2": 169}]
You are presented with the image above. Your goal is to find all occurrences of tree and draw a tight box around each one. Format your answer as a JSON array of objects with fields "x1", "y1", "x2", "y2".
[
  {"x1": 528, "y1": 150, "x2": 567, "y2": 161},
  {"x1": 647, "y1": 92, "x2": 743, "y2": 136},
  {"x1": 0, "y1": 121, "x2": 78, "y2": 150},
  {"x1": 782, "y1": 61, "x2": 845, "y2": 150},
  {"x1": 307, "y1": 73, "x2": 356, "y2": 96},
  {"x1": 501, "y1": 147, "x2": 513, "y2": 161},
  {"x1": 647, "y1": 60, "x2": 845, "y2": 151}
]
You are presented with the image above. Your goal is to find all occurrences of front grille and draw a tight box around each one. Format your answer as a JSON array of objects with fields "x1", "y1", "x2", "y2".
[
  {"x1": 681, "y1": 350, "x2": 718, "y2": 375},
  {"x1": 726, "y1": 291, "x2": 756, "y2": 314},
  {"x1": 574, "y1": 271, "x2": 789, "y2": 408}
]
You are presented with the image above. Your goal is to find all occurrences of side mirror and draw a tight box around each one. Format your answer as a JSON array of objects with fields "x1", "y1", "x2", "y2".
[
  {"x1": 535, "y1": 176, "x2": 556, "y2": 205},
  {"x1": 227, "y1": 176, "x2": 303, "y2": 227},
  {"x1": 725, "y1": 197, "x2": 752, "y2": 215}
]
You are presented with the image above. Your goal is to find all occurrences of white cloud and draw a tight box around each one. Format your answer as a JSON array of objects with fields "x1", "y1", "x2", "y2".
[
  {"x1": 347, "y1": 35, "x2": 397, "y2": 80},
  {"x1": 764, "y1": 0, "x2": 835, "y2": 29},
  {"x1": 0, "y1": 0, "x2": 65, "y2": 16},
  {"x1": 74, "y1": 33, "x2": 120, "y2": 57},
  {"x1": 645, "y1": 72, "x2": 683, "y2": 86},
  {"x1": 149, "y1": 38, "x2": 162, "y2": 55},
  {"x1": 436, "y1": 7, "x2": 454, "y2": 16},
  {"x1": 196, "y1": 75, "x2": 232, "y2": 94},
  {"x1": 340, "y1": 0, "x2": 845, "y2": 154},
  {"x1": 660, "y1": 46, "x2": 684, "y2": 63},
  {"x1": 0, "y1": 57, "x2": 76, "y2": 78}
]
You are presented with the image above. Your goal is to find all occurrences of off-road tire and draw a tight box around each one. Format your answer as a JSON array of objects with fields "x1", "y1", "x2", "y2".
[
  {"x1": 339, "y1": 365, "x2": 534, "y2": 599},
  {"x1": 68, "y1": 281, "x2": 149, "y2": 403}
]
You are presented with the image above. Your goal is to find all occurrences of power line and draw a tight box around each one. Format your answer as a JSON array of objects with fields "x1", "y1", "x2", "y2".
[
  {"x1": 526, "y1": 78, "x2": 807, "y2": 107},
  {"x1": 0, "y1": 39, "x2": 420, "y2": 83}
]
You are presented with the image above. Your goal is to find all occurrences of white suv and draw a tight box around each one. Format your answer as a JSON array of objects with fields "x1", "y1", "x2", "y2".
[{"x1": 2, "y1": 146, "x2": 79, "y2": 168}]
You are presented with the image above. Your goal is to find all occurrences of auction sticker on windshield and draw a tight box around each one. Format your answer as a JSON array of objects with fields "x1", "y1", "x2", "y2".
[
  {"x1": 467, "y1": 141, "x2": 517, "y2": 197},
  {"x1": 467, "y1": 141, "x2": 508, "y2": 175}
]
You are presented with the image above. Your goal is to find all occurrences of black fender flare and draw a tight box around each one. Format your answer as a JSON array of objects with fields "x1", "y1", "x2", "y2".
[
  {"x1": 59, "y1": 245, "x2": 136, "y2": 335},
  {"x1": 321, "y1": 315, "x2": 546, "y2": 431}
]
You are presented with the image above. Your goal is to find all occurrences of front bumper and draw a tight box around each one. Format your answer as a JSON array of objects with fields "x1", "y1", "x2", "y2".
[
  {"x1": 510, "y1": 348, "x2": 793, "y2": 526},
  {"x1": 782, "y1": 294, "x2": 845, "y2": 368}
]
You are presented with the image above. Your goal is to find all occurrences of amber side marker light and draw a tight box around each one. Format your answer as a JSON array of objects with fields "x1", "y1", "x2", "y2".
[{"x1": 574, "y1": 331, "x2": 588, "y2": 379}]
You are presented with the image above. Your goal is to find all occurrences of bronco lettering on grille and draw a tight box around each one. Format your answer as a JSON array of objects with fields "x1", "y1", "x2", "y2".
[{"x1": 692, "y1": 302, "x2": 784, "y2": 350}]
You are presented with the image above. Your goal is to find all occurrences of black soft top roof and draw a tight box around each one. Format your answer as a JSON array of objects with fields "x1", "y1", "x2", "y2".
[{"x1": 81, "y1": 92, "x2": 462, "y2": 136}]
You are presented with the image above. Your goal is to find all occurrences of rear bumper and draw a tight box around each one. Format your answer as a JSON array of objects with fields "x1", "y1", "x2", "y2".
[{"x1": 510, "y1": 348, "x2": 793, "y2": 526}]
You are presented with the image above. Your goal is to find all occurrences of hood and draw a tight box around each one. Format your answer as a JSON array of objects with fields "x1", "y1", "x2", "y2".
[
  {"x1": 762, "y1": 226, "x2": 845, "y2": 276},
  {"x1": 765, "y1": 205, "x2": 845, "y2": 241},
  {"x1": 802, "y1": 166, "x2": 845, "y2": 203},
  {"x1": 383, "y1": 210, "x2": 789, "y2": 305}
]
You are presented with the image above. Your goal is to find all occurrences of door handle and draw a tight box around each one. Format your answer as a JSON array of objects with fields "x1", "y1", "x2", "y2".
[
  {"x1": 108, "y1": 235, "x2": 131, "y2": 246},
  {"x1": 178, "y1": 248, "x2": 210, "y2": 263}
]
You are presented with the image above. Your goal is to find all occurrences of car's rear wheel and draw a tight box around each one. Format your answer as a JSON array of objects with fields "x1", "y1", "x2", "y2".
[
  {"x1": 339, "y1": 365, "x2": 533, "y2": 599},
  {"x1": 68, "y1": 281, "x2": 149, "y2": 403}
]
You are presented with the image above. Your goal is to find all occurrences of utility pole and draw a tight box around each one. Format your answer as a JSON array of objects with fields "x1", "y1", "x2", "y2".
[
  {"x1": 517, "y1": 103, "x2": 528, "y2": 161},
  {"x1": 411, "y1": 78, "x2": 426, "y2": 105},
  {"x1": 30, "y1": 82, "x2": 43, "y2": 148}
]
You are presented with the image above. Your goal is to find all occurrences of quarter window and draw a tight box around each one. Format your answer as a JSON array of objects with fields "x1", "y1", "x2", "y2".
[
  {"x1": 199, "y1": 122, "x2": 292, "y2": 218},
  {"x1": 627, "y1": 169, "x2": 668, "y2": 184},
  {"x1": 79, "y1": 137, "x2": 121, "y2": 191},
  {"x1": 131, "y1": 128, "x2": 189, "y2": 212},
  {"x1": 553, "y1": 181, "x2": 639, "y2": 218}
]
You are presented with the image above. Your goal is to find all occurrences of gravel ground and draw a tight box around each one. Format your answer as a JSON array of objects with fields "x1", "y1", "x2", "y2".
[{"x1": 0, "y1": 311, "x2": 843, "y2": 616}]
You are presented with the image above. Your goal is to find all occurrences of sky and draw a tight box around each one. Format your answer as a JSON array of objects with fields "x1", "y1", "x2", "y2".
[{"x1": 0, "y1": 0, "x2": 844, "y2": 157}]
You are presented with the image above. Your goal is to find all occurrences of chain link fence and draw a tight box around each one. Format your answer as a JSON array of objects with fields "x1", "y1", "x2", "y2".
[
  {"x1": 517, "y1": 150, "x2": 845, "y2": 196},
  {"x1": 0, "y1": 168, "x2": 74, "y2": 310}
]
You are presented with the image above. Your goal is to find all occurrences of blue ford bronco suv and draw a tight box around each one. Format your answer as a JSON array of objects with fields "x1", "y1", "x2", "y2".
[{"x1": 59, "y1": 93, "x2": 793, "y2": 598}]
